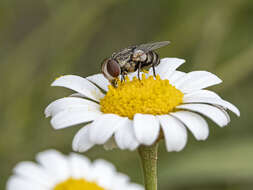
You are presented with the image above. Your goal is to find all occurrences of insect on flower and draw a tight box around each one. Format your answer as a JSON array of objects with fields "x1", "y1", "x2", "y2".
[{"x1": 101, "y1": 41, "x2": 170, "y2": 87}]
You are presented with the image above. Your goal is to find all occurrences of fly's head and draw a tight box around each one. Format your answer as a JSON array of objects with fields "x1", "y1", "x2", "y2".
[{"x1": 101, "y1": 58, "x2": 121, "y2": 87}]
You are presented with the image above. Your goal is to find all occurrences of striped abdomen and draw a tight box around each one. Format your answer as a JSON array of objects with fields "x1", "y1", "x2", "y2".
[{"x1": 139, "y1": 51, "x2": 160, "y2": 70}]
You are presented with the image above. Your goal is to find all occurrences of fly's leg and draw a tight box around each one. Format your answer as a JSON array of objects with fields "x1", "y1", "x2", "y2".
[
  {"x1": 152, "y1": 64, "x2": 156, "y2": 77},
  {"x1": 122, "y1": 74, "x2": 125, "y2": 81},
  {"x1": 121, "y1": 71, "x2": 127, "y2": 82},
  {"x1": 137, "y1": 63, "x2": 142, "y2": 80},
  {"x1": 111, "y1": 79, "x2": 118, "y2": 88}
]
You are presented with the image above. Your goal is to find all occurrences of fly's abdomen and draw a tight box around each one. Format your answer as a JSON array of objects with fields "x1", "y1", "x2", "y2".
[{"x1": 141, "y1": 51, "x2": 160, "y2": 69}]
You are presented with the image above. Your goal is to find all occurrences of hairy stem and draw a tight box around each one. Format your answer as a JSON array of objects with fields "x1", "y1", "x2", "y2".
[{"x1": 138, "y1": 143, "x2": 159, "y2": 190}]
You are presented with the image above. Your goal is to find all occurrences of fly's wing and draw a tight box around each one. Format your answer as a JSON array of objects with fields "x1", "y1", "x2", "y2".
[
  {"x1": 112, "y1": 47, "x2": 133, "y2": 60},
  {"x1": 136, "y1": 41, "x2": 170, "y2": 53},
  {"x1": 112, "y1": 41, "x2": 170, "y2": 61}
]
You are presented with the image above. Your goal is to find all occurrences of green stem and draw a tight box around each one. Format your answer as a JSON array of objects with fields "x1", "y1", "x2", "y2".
[{"x1": 138, "y1": 143, "x2": 159, "y2": 190}]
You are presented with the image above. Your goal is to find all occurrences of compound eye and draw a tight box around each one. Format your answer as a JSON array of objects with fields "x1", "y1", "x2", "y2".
[{"x1": 107, "y1": 59, "x2": 120, "y2": 78}]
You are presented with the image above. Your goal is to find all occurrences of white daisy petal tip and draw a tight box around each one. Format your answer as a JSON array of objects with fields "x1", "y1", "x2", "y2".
[
  {"x1": 176, "y1": 104, "x2": 231, "y2": 127},
  {"x1": 127, "y1": 183, "x2": 145, "y2": 190},
  {"x1": 51, "y1": 75, "x2": 73, "y2": 87},
  {"x1": 162, "y1": 57, "x2": 186, "y2": 65},
  {"x1": 230, "y1": 104, "x2": 240, "y2": 117},
  {"x1": 133, "y1": 114, "x2": 160, "y2": 146},
  {"x1": 50, "y1": 75, "x2": 104, "y2": 101},
  {"x1": 183, "y1": 96, "x2": 240, "y2": 117},
  {"x1": 50, "y1": 108, "x2": 101, "y2": 130},
  {"x1": 44, "y1": 97, "x2": 99, "y2": 119},
  {"x1": 155, "y1": 57, "x2": 186, "y2": 79},
  {"x1": 219, "y1": 99, "x2": 240, "y2": 117},
  {"x1": 171, "y1": 111, "x2": 209, "y2": 141},
  {"x1": 7, "y1": 149, "x2": 144, "y2": 190},
  {"x1": 72, "y1": 125, "x2": 94, "y2": 152},
  {"x1": 6, "y1": 176, "x2": 46, "y2": 190},
  {"x1": 88, "y1": 114, "x2": 124, "y2": 145},
  {"x1": 114, "y1": 118, "x2": 140, "y2": 151},
  {"x1": 175, "y1": 71, "x2": 223, "y2": 93},
  {"x1": 158, "y1": 115, "x2": 187, "y2": 152},
  {"x1": 36, "y1": 149, "x2": 62, "y2": 160}
]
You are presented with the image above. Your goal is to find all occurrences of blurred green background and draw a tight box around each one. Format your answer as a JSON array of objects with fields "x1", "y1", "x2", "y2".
[{"x1": 0, "y1": 0, "x2": 253, "y2": 189}]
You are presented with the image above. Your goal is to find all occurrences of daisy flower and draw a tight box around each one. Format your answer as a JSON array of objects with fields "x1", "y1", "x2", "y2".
[
  {"x1": 45, "y1": 58, "x2": 240, "y2": 152},
  {"x1": 6, "y1": 149, "x2": 143, "y2": 190}
]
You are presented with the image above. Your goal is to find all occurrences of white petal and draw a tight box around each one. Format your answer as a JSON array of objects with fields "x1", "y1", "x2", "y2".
[
  {"x1": 35, "y1": 150, "x2": 70, "y2": 183},
  {"x1": 177, "y1": 104, "x2": 230, "y2": 127},
  {"x1": 183, "y1": 90, "x2": 221, "y2": 99},
  {"x1": 111, "y1": 173, "x2": 130, "y2": 189},
  {"x1": 115, "y1": 119, "x2": 139, "y2": 150},
  {"x1": 51, "y1": 75, "x2": 104, "y2": 101},
  {"x1": 183, "y1": 97, "x2": 240, "y2": 116},
  {"x1": 91, "y1": 159, "x2": 116, "y2": 189},
  {"x1": 69, "y1": 153, "x2": 92, "y2": 179},
  {"x1": 174, "y1": 71, "x2": 222, "y2": 93},
  {"x1": 215, "y1": 105, "x2": 231, "y2": 123},
  {"x1": 89, "y1": 114, "x2": 124, "y2": 144},
  {"x1": 128, "y1": 71, "x2": 138, "y2": 79},
  {"x1": 86, "y1": 73, "x2": 110, "y2": 92},
  {"x1": 167, "y1": 71, "x2": 186, "y2": 84},
  {"x1": 50, "y1": 108, "x2": 101, "y2": 129},
  {"x1": 72, "y1": 124, "x2": 94, "y2": 152},
  {"x1": 69, "y1": 93, "x2": 86, "y2": 98},
  {"x1": 151, "y1": 58, "x2": 185, "y2": 79},
  {"x1": 133, "y1": 114, "x2": 160, "y2": 145},
  {"x1": 171, "y1": 111, "x2": 209, "y2": 140},
  {"x1": 126, "y1": 183, "x2": 145, "y2": 190},
  {"x1": 92, "y1": 159, "x2": 116, "y2": 174},
  {"x1": 7, "y1": 176, "x2": 47, "y2": 190},
  {"x1": 13, "y1": 162, "x2": 53, "y2": 188},
  {"x1": 157, "y1": 115, "x2": 187, "y2": 152},
  {"x1": 45, "y1": 97, "x2": 99, "y2": 118}
]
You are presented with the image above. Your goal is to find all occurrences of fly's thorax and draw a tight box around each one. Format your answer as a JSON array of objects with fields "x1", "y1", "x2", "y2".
[
  {"x1": 122, "y1": 62, "x2": 136, "y2": 72},
  {"x1": 117, "y1": 59, "x2": 129, "y2": 67},
  {"x1": 132, "y1": 49, "x2": 147, "y2": 62},
  {"x1": 113, "y1": 48, "x2": 132, "y2": 65}
]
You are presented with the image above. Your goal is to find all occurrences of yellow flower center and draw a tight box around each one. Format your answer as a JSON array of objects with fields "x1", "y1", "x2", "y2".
[
  {"x1": 53, "y1": 178, "x2": 105, "y2": 190},
  {"x1": 100, "y1": 74, "x2": 184, "y2": 119}
]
